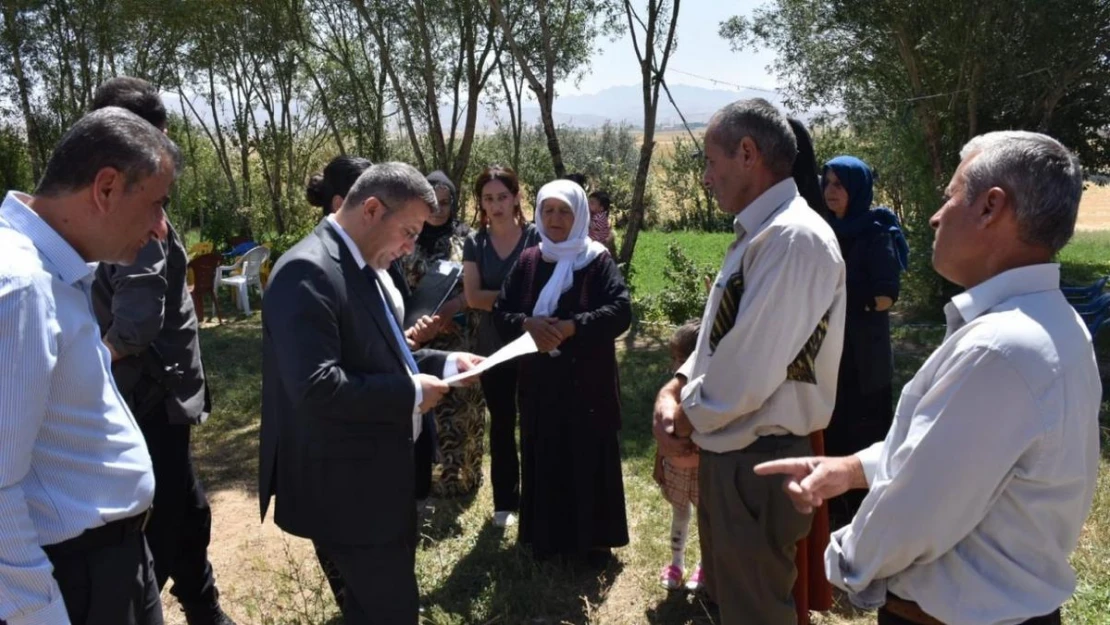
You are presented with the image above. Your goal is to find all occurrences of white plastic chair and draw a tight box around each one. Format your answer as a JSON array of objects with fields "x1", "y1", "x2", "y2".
[{"x1": 215, "y1": 246, "x2": 270, "y2": 314}]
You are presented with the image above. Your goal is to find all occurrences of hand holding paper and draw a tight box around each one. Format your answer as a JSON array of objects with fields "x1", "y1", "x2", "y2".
[{"x1": 443, "y1": 333, "x2": 538, "y2": 386}]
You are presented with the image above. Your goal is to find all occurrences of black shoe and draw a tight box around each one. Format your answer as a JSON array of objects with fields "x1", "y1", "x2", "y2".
[
  {"x1": 182, "y1": 602, "x2": 237, "y2": 625},
  {"x1": 585, "y1": 548, "x2": 614, "y2": 570}
]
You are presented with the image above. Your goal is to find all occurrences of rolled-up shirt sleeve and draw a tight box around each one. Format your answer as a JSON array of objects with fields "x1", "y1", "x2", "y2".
[
  {"x1": 0, "y1": 276, "x2": 71, "y2": 625},
  {"x1": 681, "y1": 229, "x2": 840, "y2": 433},
  {"x1": 855, "y1": 441, "x2": 884, "y2": 487},
  {"x1": 102, "y1": 239, "x2": 168, "y2": 358},
  {"x1": 826, "y1": 347, "x2": 1041, "y2": 602}
]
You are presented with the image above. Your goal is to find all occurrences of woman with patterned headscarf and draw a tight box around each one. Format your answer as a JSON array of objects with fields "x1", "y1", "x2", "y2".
[
  {"x1": 399, "y1": 170, "x2": 485, "y2": 499},
  {"x1": 493, "y1": 180, "x2": 631, "y2": 565}
]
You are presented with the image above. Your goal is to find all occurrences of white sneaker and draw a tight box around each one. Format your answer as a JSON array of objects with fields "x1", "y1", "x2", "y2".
[{"x1": 493, "y1": 511, "x2": 518, "y2": 527}]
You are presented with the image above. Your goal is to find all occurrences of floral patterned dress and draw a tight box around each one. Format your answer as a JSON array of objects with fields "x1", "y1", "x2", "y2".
[{"x1": 399, "y1": 230, "x2": 486, "y2": 497}]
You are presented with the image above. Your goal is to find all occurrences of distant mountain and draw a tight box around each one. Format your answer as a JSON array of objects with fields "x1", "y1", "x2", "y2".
[
  {"x1": 490, "y1": 83, "x2": 794, "y2": 130},
  {"x1": 165, "y1": 83, "x2": 796, "y2": 137}
]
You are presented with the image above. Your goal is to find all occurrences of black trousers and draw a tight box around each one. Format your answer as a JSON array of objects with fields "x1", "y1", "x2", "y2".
[
  {"x1": 45, "y1": 528, "x2": 163, "y2": 625},
  {"x1": 137, "y1": 405, "x2": 218, "y2": 605},
  {"x1": 312, "y1": 539, "x2": 419, "y2": 625},
  {"x1": 878, "y1": 605, "x2": 1061, "y2": 625},
  {"x1": 480, "y1": 361, "x2": 520, "y2": 512},
  {"x1": 414, "y1": 415, "x2": 434, "y2": 501}
]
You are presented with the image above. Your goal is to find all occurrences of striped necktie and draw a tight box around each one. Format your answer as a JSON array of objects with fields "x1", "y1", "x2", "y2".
[
  {"x1": 709, "y1": 229, "x2": 745, "y2": 353},
  {"x1": 709, "y1": 271, "x2": 744, "y2": 353}
]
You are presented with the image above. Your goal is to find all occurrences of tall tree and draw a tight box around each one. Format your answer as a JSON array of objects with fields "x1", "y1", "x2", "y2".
[
  {"x1": 0, "y1": 0, "x2": 46, "y2": 180},
  {"x1": 613, "y1": 0, "x2": 680, "y2": 267},
  {"x1": 722, "y1": 0, "x2": 1110, "y2": 183},
  {"x1": 723, "y1": 0, "x2": 1110, "y2": 307},
  {"x1": 488, "y1": 0, "x2": 602, "y2": 177}
]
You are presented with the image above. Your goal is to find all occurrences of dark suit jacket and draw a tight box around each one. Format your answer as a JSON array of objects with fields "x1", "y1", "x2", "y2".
[
  {"x1": 259, "y1": 220, "x2": 447, "y2": 546},
  {"x1": 92, "y1": 220, "x2": 210, "y2": 424}
]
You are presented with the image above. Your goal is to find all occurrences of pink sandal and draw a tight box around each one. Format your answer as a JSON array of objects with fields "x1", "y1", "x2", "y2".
[
  {"x1": 659, "y1": 564, "x2": 684, "y2": 590},
  {"x1": 685, "y1": 563, "x2": 705, "y2": 592}
]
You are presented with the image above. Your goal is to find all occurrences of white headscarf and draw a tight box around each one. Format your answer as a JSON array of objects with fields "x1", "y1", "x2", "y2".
[{"x1": 532, "y1": 179, "x2": 608, "y2": 317}]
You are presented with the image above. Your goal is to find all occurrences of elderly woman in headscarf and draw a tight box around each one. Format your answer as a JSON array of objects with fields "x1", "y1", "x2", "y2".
[
  {"x1": 493, "y1": 180, "x2": 631, "y2": 566},
  {"x1": 398, "y1": 170, "x2": 486, "y2": 499},
  {"x1": 821, "y1": 155, "x2": 903, "y2": 525}
]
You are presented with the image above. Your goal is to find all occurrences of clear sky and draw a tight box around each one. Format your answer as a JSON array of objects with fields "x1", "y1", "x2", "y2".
[{"x1": 556, "y1": 0, "x2": 778, "y2": 96}]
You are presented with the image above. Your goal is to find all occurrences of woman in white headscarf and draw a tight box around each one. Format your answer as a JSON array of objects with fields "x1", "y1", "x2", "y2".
[{"x1": 492, "y1": 179, "x2": 631, "y2": 566}]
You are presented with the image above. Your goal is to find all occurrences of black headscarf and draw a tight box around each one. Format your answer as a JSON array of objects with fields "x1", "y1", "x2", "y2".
[
  {"x1": 419, "y1": 170, "x2": 469, "y2": 256},
  {"x1": 788, "y1": 118, "x2": 828, "y2": 214}
]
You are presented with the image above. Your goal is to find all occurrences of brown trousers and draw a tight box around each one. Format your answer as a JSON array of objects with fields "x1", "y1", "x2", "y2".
[{"x1": 698, "y1": 435, "x2": 815, "y2": 625}]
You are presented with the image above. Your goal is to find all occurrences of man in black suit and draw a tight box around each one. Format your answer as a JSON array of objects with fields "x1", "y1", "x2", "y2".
[
  {"x1": 90, "y1": 77, "x2": 235, "y2": 625},
  {"x1": 259, "y1": 162, "x2": 482, "y2": 625}
]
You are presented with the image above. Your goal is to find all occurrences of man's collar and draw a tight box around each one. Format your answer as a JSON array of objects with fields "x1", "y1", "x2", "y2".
[
  {"x1": 326, "y1": 214, "x2": 368, "y2": 269},
  {"x1": 1, "y1": 191, "x2": 94, "y2": 286},
  {"x1": 734, "y1": 178, "x2": 799, "y2": 239},
  {"x1": 948, "y1": 263, "x2": 1061, "y2": 324}
]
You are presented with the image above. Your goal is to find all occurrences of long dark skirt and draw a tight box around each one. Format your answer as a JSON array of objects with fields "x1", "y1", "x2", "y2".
[
  {"x1": 825, "y1": 344, "x2": 894, "y2": 527},
  {"x1": 517, "y1": 372, "x2": 628, "y2": 560}
]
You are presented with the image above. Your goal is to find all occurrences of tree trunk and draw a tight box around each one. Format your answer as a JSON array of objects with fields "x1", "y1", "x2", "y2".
[
  {"x1": 0, "y1": 3, "x2": 44, "y2": 180},
  {"x1": 488, "y1": 0, "x2": 565, "y2": 176},
  {"x1": 539, "y1": 92, "x2": 566, "y2": 177},
  {"x1": 618, "y1": 0, "x2": 680, "y2": 268}
]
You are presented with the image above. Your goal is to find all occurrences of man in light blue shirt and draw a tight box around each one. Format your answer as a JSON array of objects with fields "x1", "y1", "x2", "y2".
[
  {"x1": 0, "y1": 107, "x2": 181, "y2": 625},
  {"x1": 757, "y1": 132, "x2": 1097, "y2": 625}
]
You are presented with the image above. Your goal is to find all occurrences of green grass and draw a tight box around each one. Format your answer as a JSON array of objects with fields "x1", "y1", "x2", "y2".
[
  {"x1": 191, "y1": 230, "x2": 1110, "y2": 624},
  {"x1": 627, "y1": 231, "x2": 733, "y2": 299},
  {"x1": 1060, "y1": 231, "x2": 1110, "y2": 285}
]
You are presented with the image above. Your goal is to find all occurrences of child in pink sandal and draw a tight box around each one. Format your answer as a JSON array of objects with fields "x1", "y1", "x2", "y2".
[{"x1": 653, "y1": 320, "x2": 703, "y2": 592}]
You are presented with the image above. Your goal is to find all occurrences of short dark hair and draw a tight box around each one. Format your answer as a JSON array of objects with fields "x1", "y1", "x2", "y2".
[
  {"x1": 343, "y1": 162, "x2": 435, "y2": 215},
  {"x1": 563, "y1": 173, "x2": 588, "y2": 189},
  {"x1": 307, "y1": 155, "x2": 373, "y2": 215},
  {"x1": 35, "y1": 107, "x2": 182, "y2": 197},
  {"x1": 670, "y1": 318, "x2": 701, "y2": 362},
  {"x1": 707, "y1": 98, "x2": 797, "y2": 178},
  {"x1": 91, "y1": 77, "x2": 168, "y2": 130},
  {"x1": 589, "y1": 190, "x2": 611, "y2": 210}
]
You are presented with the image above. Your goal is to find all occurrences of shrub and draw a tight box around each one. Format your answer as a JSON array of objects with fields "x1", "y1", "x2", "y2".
[{"x1": 637, "y1": 241, "x2": 713, "y2": 326}]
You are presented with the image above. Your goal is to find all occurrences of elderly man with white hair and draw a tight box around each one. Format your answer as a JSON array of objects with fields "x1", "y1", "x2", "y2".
[{"x1": 757, "y1": 131, "x2": 1100, "y2": 625}]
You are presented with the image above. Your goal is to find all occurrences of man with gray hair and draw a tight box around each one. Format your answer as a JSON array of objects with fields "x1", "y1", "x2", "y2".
[
  {"x1": 0, "y1": 107, "x2": 178, "y2": 625},
  {"x1": 653, "y1": 98, "x2": 847, "y2": 623},
  {"x1": 757, "y1": 131, "x2": 1098, "y2": 625},
  {"x1": 259, "y1": 162, "x2": 484, "y2": 625}
]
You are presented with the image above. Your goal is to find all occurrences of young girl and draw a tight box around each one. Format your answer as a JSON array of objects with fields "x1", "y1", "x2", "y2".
[
  {"x1": 587, "y1": 190, "x2": 614, "y2": 254},
  {"x1": 654, "y1": 319, "x2": 703, "y2": 591}
]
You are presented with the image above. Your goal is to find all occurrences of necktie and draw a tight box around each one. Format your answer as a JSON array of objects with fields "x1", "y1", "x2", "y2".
[
  {"x1": 709, "y1": 271, "x2": 744, "y2": 353},
  {"x1": 364, "y1": 267, "x2": 419, "y2": 375}
]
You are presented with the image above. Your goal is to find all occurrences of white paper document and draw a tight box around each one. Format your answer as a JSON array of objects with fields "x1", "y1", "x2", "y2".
[{"x1": 443, "y1": 332, "x2": 538, "y2": 386}]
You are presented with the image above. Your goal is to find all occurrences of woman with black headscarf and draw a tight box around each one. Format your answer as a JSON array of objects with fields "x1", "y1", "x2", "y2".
[{"x1": 398, "y1": 171, "x2": 486, "y2": 499}]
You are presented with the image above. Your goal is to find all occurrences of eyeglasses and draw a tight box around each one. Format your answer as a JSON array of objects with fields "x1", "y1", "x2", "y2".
[{"x1": 377, "y1": 198, "x2": 422, "y2": 241}]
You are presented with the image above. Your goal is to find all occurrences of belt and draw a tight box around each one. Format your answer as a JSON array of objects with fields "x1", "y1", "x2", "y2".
[
  {"x1": 42, "y1": 508, "x2": 152, "y2": 558},
  {"x1": 883, "y1": 594, "x2": 945, "y2": 625},
  {"x1": 743, "y1": 433, "x2": 806, "y2": 453},
  {"x1": 883, "y1": 594, "x2": 1062, "y2": 625}
]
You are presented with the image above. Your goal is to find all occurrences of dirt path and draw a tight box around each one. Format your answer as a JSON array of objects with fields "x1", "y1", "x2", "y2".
[
  {"x1": 159, "y1": 489, "x2": 325, "y2": 625},
  {"x1": 1078, "y1": 184, "x2": 1110, "y2": 231}
]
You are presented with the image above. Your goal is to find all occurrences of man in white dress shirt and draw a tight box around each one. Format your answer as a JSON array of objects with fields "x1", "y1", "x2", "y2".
[
  {"x1": 0, "y1": 107, "x2": 179, "y2": 625},
  {"x1": 653, "y1": 98, "x2": 847, "y2": 624},
  {"x1": 757, "y1": 131, "x2": 1098, "y2": 625}
]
